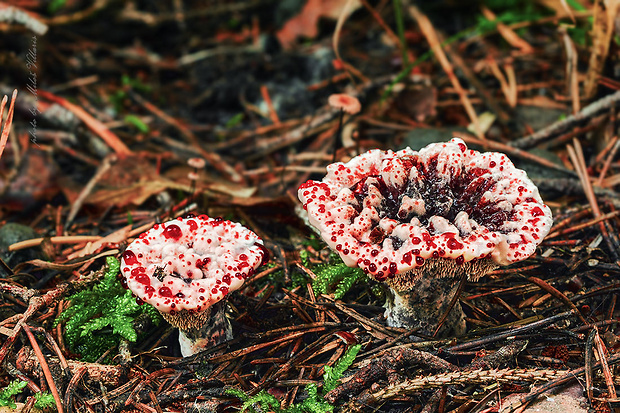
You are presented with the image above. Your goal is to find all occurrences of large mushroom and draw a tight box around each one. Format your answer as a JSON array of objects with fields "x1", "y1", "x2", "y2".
[
  {"x1": 120, "y1": 215, "x2": 268, "y2": 356},
  {"x1": 298, "y1": 138, "x2": 552, "y2": 336}
]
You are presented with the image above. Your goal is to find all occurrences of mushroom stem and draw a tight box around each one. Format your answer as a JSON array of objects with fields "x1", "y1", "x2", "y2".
[
  {"x1": 384, "y1": 277, "x2": 466, "y2": 337},
  {"x1": 332, "y1": 108, "x2": 344, "y2": 162},
  {"x1": 383, "y1": 258, "x2": 498, "y2": 337},
  {"x1": 175, "y1": 301, "x2": 232, "y2": 357}
]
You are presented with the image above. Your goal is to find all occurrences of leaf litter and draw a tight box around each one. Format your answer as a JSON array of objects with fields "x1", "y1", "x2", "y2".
[{"x1": 1, "y1": 1, "x2": 620, "y2": 412}]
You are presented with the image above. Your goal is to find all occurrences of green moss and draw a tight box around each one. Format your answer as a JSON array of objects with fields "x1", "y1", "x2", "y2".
[
  {"x1": 55, "y1": 257, "x2": 161, "y2": 362},
  {"x1": 34, "y1": 392, "x2": 56, "y2": 410},
  {"x1": 0, "y1": 380, "x2": 27, "y2": 408},
  {"x1": 311, "y1": 254, "x2": 367, "y2": 300},
  {"x1": 0, "y1": 380, "x2": 56, "y2": 410}
]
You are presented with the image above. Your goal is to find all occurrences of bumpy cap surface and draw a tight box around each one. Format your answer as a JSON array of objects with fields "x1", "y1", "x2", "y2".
[
  {"x1": 121, "y1": 216, "x2": 268, "y2": 320},
  {"x1": 298, "y1": 138, "x2": 552, "y2": 282}
]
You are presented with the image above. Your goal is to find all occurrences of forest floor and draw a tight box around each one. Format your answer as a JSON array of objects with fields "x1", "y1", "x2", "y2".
[{"x1": 1, "y1": 1, "x2": 620, "y2": 412}]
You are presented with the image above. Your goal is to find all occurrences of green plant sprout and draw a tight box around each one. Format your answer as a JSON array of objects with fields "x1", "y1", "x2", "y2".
[
  {"x1": 55, "y1": 257, "x2": 161, "y2": 362},
  {"x1": 475, "y1": 0, "x2": 545, "y2": 34},
  {"x1": 109, "y1": 75, "x2": 153, "y2": 114},
  {"x1": 0, "y1": 380, "x2": 55, "y2": 410},
  {"x1": 392, "y1": 0, "x2": 409, "y2": 66},
  {"x1": 47, "y1": 0, "x2": 67, "y2": 14},
  {"x1": 225, "y1": 112, "x2": 245, "y2": 129},
  {"x1": 227, "y1": 344, "x2": 361, "y2": 413},
  {"x1": 124, "y1": 114, "x2": 150, "y2": 133},
  {"x1": 120, "y1": 75, "x2": 152, "y2": 93}
]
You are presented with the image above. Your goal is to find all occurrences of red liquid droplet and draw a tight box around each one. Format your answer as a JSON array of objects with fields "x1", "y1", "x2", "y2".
[
  {"x1": 403, "y1": 252, "x2": 412, "y2": 265},
  {"x1": 531, "y1": 207, "x2": 544, "y2": 217},
  {"x1": 122, "y1": 250, "x2": 139, "y2": 265},
  {"x1": 415, "y1": 256, "x2": 425, "y2": 265},
  {"x1": 255, "y1": 243, "x2": 270, "y2": 266},
  {"x1": 187, "y1": 220, "x2": 198, "y2": 232},
  {"x1": 446, "y1": 237, "x2": 463, "y2": 250},
  {"x1": 163, "y1": 224, "x2": 183, "y2": 240},
  {"x1": 158, "y1": 286, "x2": 173, "y2": 297},
  {"x1": 196, "y1": 257, "x2": 210, "y2": 269},
  {"x1": 134, "y1": 273, "x2": 151, "y2": 285}
]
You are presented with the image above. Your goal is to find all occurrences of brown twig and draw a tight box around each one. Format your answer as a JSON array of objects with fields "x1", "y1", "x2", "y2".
[
  {"x1": 38, "y1": 89, "x2": 132, "y2": 158},
  {"x1": 22, "y1": 324, "x2": 65, "y2": 413},
  {"x1": 0, "y1": 90, "x2": 17, "y2": 160},
  {"x1": 511, "y1": 90, "x2": 620, "y2": 148},
  {"x1": 325, "y1": 346, "x2": 456, "y2": 404},
  {"x1": 409, "y1": 6, "x2": 483, "y2": 138},
  {"x1": 502, "y1": 353, "x2": 620, "y2": 412}
]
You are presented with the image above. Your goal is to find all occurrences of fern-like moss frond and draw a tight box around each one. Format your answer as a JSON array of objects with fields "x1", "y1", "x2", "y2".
[
  {"x1": 55, "y1": 256, "x2": 161, "y2": 362},
  {"x1": 311, "y1": 256, "x2": 367, "y2": 300}
]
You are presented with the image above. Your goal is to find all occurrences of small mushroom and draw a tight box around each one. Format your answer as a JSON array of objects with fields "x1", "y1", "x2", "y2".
[
  {"x1": 298, "y1": 138, "x2": 552, "y2": 336},
  {"x1": 328, "y1": 93, "x2": 362, "y2": 162},
  {"x1": 187, "y1": 157, "x2": 206, "y2": 170},
  {"x1": 120, "y1": 215, "x2": 268, "y2": 356},
  {"x1": 328, "y1": 93, "x2": 361, "y2": 115},
  {"x1": 187, "y1": 157, "x2": 205, "y2": 200}
]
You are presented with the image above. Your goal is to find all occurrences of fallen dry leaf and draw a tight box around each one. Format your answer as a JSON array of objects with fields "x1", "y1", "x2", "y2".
[{"x1": 277, "y1": 0, "x2": 361, "y2": 49}]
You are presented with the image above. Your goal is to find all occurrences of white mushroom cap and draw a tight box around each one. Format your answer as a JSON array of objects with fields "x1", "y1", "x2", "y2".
[
  {"x1": 187, "y1": 157, "x2": 206, "y2": 169},
  {"x1": 121, "y1": 216, "x2": 268, "y2": 317},
  {"x1": 298, "y1": 138, "x2": 553, "y2": 282}
]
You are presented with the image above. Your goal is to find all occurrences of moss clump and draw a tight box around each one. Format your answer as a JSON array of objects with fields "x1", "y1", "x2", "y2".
[
  {"x1": 310, "y1": 253, "x2": 367, "y2": 300},
  {"x1": 55, "y1": 256, "x2": 161, "y2": 362},
  {"x1": 0, "y1": 380, "x2": 54, "y2": 410}
]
